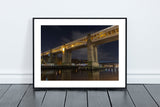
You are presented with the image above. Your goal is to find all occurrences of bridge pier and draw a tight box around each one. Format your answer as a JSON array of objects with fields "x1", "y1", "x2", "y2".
[
  {"x1": 41, "y1": 55, "x2": 48, "y2": 64},
  {"x1": 48, "y1": 51, "x2": 54, "y2": 63},
  {"x1": 87, "y1": 34, "x2": 99, "y2": 67},
  {"x1": 93, "y1": 46, "x2": 99, "y2": 66},
  {"x1": 42, "y1": 55, "x2": 50, "y2": 64},
  {"x1": 62, "y1": 50, "x2": 72, "y2": 65},
  {"x1": 67, "y1": 51, "x2": 72, "y2": 65},
  {"x1": 53, "y1": 54, "x2": 58, "y2": 65},
  {"x1": 62, "y1": 49, "x2": 66, "y2": 64}
]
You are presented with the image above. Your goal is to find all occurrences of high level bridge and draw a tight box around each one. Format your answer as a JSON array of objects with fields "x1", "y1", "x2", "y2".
[{"x1": 41, "y1": 25, "x2": 119, "y2": 67}]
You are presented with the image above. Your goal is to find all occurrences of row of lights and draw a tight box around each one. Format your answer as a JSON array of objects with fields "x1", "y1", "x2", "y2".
[{"x1": 62, "y1": 44, "x2": 75, "y2": 53}]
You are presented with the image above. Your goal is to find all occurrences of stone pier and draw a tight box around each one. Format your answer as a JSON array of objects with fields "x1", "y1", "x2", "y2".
[
  {"x1": 53, "y1": 54, "x2": 58, "y2": 65},
  {"x1": 48, "y1": 50, "x2": 54, "y2": 63},
  {"x1": 87, "y1": 34, "x2": 99, "y2": 67},
  {"x1": 41, "y1": 55, "x2": 48, "y2": 64},
  {"x1": 62, "y1": 49, "x2": 72, "y2": 65}
]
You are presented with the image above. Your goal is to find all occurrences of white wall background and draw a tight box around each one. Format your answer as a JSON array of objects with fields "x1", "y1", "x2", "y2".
[{"x1": 0, "y1": 0, "x2": 160, "y2": 84}]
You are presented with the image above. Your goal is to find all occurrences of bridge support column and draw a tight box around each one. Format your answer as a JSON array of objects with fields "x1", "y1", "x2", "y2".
[
  {"x1": 93, "y1": 46, "x2": 99, "y2": 67},
  {"x1": 67, "y1": 51, "x2": 72, "y2": 65},
  {"x1": 87, "y1": 34, "x2": 99, "y2": 67},
  {"x1": 62, "y1": 49, "x2": 66, "y2": 64},
  {"x1": 87, "y1": 43, "x2": 94, "y2": 66},
  {"x1": 53, "y1": 54, "x2": 58, "y2": 65},
  {"x1": 48, "y1": 51, "x2": 54, "y2": 63},
  {"x1": 62, "y1": 50, "x2": 72, "y2": 65},
  {"x1": 41, "y1": 55, "x2": 47, "y2": 64}
]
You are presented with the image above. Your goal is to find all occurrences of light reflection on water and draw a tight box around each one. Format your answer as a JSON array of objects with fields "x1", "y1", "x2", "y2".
[{"x1": 41, "y1": 68, "x2": 118, "y2": 81}]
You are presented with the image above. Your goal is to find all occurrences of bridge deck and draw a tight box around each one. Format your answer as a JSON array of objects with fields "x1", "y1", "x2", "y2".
[{"x1": 0, "y1": 84, "x2": 159, "y2": 107}]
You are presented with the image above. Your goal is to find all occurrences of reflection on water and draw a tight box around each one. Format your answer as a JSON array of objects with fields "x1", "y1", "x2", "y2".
[{"x1": 41, "y1": 68, "x2": 118, "y2": 80}]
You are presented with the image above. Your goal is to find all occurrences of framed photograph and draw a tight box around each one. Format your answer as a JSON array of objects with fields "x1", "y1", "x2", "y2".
[{"x1": 33, "y1": 18, "x2": 127, "y2": 88}]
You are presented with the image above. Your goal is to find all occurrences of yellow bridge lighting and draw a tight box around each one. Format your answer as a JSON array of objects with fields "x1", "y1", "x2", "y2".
[
  {"x1": 62, "y1": 48, "x2": 65, "y2": 52},
  {"x1": 71, "y1": 45, "x2": 74, "y2": 47}
]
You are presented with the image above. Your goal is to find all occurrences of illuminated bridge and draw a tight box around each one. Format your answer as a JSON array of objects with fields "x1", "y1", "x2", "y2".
[{"x1": 41, "y1": 25, "x2": 119, "y2": 67}]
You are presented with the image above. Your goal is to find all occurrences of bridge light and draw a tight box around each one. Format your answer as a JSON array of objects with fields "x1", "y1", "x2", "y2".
[
  {"x1": 62, "y1": 48, "x2": 65, "y2": 52},
  {"x1": 71, "y1": 45, "x2": 74, "y2": 47}
]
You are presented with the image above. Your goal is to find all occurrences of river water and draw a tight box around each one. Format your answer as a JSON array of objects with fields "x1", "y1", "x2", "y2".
[{"x1": 41, "y1": 68, "x2": 118, "y2": 81}]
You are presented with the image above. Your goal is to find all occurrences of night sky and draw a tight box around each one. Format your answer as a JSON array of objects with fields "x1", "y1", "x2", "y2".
[{"x1": 41, "y1": 26, "x2": 118, "y2": 62}]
